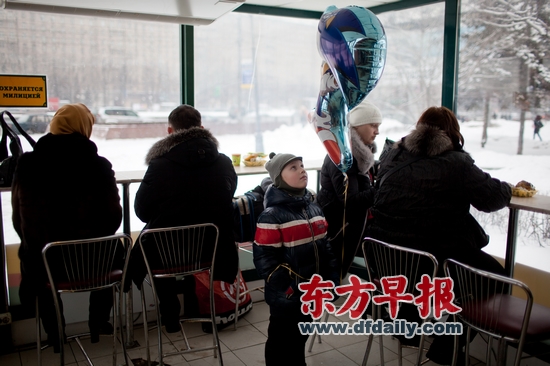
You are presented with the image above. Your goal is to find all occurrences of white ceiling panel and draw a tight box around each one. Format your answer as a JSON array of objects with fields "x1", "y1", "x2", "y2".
[{"x1": 1, "y1": 0, "x2": 412, "y2": 25}]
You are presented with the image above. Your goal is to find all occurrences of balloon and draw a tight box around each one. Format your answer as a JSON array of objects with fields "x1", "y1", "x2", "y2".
[
  {"x1": 318, "y1": 5, "x2": 387, "y2": 110},
  {"x1": 310, "y1": 6, "x2": 387, "y2": 173},
  {"x1": 308, "y1": 62, "x2": 351, "y2": 171}
]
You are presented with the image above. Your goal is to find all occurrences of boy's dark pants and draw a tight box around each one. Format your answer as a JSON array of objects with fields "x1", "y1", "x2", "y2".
[{"x1": 266, "y1": 307, "x2": 311, "y2": 366}]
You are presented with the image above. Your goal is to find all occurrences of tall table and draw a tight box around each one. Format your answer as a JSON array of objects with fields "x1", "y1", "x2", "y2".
[{"x1": 505, "y1": 194, "x2": 550, "y2": 278}]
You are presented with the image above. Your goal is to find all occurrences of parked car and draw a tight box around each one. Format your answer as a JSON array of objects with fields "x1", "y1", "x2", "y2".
[
  {"x1": 8, "y1": 113, "x2": 52, "y2": 134},
  {"x1": 95, "y1": 107, "x2": 143, "y2": 124}
]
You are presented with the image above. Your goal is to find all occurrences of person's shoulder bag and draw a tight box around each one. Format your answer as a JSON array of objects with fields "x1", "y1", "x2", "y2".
[{"x1": 0, "y1": 111, "x2": 37, "y2": 187}]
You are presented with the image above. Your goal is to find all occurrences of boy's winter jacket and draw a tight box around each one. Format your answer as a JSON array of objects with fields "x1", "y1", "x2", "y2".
[{"x1": 253, "y1": 185, "x2": 339, "y2": 316}]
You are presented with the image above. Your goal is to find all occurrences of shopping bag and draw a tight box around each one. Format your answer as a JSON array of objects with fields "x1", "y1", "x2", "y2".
[{"x1": 193, "y1": 270, "x2": 253, "y2": 331}]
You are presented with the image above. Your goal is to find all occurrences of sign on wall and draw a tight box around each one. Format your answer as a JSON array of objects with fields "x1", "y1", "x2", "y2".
[{"x1": 0, "y1": 74, "x2": 47, "y2": 108}]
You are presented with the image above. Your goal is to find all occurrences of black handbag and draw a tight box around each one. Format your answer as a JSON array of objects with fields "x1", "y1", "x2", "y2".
[
  {"x1": 0, "y1": 111, "x2": 37, "y2": 187},
  {"x1": 465, "y1": 212, "x2": 490, "y2": 249}
]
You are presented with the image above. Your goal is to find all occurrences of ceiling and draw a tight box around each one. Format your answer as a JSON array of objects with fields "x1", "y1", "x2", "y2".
[{"x1": 1, "y1": 0, "x2": 418, "y2": 25}]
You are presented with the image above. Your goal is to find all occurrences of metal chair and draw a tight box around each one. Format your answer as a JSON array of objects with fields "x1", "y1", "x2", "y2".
[
  {"x1": 233, "y1": 241, "x2": 264, "y2": 330},
  {"x1": 138, "y1": 223, "x2": 223, "y2": 366},
  {"x1": 39, "y1": 233, "x2": 132, "y2": 366},
  {"x1": 444, "y1": 258, "x2": 550, "y2": 366},
  {"x1": 361, "y1": 237, "x2": 439, "y2": 366}
]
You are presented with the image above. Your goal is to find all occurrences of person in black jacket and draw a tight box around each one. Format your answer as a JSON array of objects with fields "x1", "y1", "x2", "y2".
[
  {"x1": 12, "y1": 103, "x2": 122, "y2": 351},
  {"x1": 534, "y1": 114, "x2": 544, "y2": 141},
  {"x1": 254, "y1": 153, "x2": 339, "y2": 366},
  {"x1": 316, "y1": 99, "x2": 382, "y2": 278},
  {"x1": 367, "y1": 106, "x2": 512, "y2": 364},
  {"x1": 131, "y1": 104, "x2": 238, "y2": 332}
]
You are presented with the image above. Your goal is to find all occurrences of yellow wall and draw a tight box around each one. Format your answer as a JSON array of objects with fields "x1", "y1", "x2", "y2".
[{"x1": 6, "y1": 241, "x2": 550, "y2": 308}]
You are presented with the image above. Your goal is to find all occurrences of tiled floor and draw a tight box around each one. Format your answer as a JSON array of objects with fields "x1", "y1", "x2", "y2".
[{"x1": 1, "y1": 281, "x2": 549, "y2": 366}]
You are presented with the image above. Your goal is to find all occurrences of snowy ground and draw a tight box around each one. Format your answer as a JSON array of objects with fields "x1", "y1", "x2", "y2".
[{"x1": 5, "y1": 117, "x2": 549, "y2": 272}]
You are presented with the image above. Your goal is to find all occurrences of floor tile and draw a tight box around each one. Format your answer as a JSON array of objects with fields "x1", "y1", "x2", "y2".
[
  {"x1": 6, "y1": 298, "x2": 550, "y2": 366},
  {"x1": 306, "y1": 349, "x2": 359, "y2": 365},
  {"x1": 218, "y1": 324, "x2": 267, "y2": 351}
]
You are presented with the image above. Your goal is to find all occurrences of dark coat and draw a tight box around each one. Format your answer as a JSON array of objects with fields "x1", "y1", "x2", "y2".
[
  {"x1": 316, "y1": 128, "x2": 376, "y2": 276},
  {"x1": 132, "y1": 127, "x2": 238, "y2": 284},
  {"x1": 12, "y1": 133, "x2": 122, "y2": 305},
  {"x1": 367, "y1": 124, "x2": 512, "y2": 263},
  {"x1": 253, "y1": 186, "x2": 339, "y2": 316}
]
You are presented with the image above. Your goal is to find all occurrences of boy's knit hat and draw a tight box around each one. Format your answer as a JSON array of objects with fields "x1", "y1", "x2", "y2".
[
  {"x1": 348, "y1": 99, "x2": 382, "y2": 127},
  {"x1": 265, "y1": 152, "x2": 302, "y2": 187}
]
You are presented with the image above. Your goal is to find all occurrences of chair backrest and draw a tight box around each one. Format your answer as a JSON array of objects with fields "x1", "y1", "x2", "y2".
[
  {"x1": 443, "y1": 258, "x2": 533, "y2": 344},
  {"x1": 362, "y1": 237, "x2": 439, "y2": 295},
  {"x1": 138, "y1": 223, "x2": 219, "y2": 278},
  {"x1": 42, "y1": 233, "x2": 132, "y2": 293}
]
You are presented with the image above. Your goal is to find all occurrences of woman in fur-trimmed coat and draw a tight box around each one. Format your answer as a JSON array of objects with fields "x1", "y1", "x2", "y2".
[
  {"x1": 367, "y1": 106, "x2": 511, "y2": 266},
  {"x1": 366, "y1": 106, "x2": 512, "y2": 364},
  {"x1": 131, "y1": 123, "x2": 238, "y2": 330},
  {"x1": 315, "y1": 99, "x2": 382, "y2": 278}
]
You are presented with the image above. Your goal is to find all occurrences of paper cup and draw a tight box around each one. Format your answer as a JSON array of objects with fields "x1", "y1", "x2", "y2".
[{"x1": 231, "y1": 154, "x2": 241, "y2": 166}]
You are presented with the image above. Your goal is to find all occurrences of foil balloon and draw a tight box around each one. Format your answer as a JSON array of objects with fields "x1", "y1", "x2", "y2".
[
  {"x1": 308, "y1": 62, "x2": 351, "y2": 172},
  {"x1": 318, "y1": 5, "x2": 387, "y2": 110},
  {"x1": 310, "y1": 5, "x2": 387, "y2": 173}
]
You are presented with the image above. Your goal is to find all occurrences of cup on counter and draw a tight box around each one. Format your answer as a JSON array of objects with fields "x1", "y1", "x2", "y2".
[{"x1": 231, "y1": 153, "x2": 241, "y2": 166}]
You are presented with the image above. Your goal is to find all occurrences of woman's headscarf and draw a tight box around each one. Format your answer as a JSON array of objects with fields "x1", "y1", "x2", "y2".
[{"x1": 49, "y1": 103, "x2": 94, "y2": 138}]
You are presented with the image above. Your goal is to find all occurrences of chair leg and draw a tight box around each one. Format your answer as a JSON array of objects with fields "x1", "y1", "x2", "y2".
[
  {"x1": 451, "y1": 331, "x2": 459, "y2": 366},
  {"x1": 362, "y1": 304, "x2": 382, "y2": 366},
  {"x1": 154, "y1": 290, "x2": 164, "y2": 366},
  {"x1": 307, "y1": 311, "x2": 329, "y2": 352},
  {"x1": 50, "y1": 291, "x2": 66, "y2": 365},
  {"x1": 486, "y1": 334, "x2": 492, "y2": 366},
  {"x1": 140, "y1": 287, "x2": 151, "y2": 366},
  {"x1": 111, "y1": 286, "x2": 118, "y2": 366},
  {"x1": 36, "y1": 297, "x2": 41, "y2": 366},
  {"x1": 398, "y1": 338, "x2": 403, "y2": 366},
  {"x1": 210, "y1": 276, "x2": 224, "y2": 365},
  {"x1": 361, "y1": 333, "x2": 375, "y2": 366},
  {"x1": 377, "y1": 306, "x2": 385, "y2": 366},
  {"x1": 234, "y1": 269, "x2": 241, "y2": 331},
  {"x1": 497, "y1": 338, "x2": 507, "y2": 366},
  {"x1": 118, "y1": 285, "x2": 130, "y2": 366}
]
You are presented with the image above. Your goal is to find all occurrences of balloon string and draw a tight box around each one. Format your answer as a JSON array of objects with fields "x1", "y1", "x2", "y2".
[{"x1": 341, "y1": 172, "x2": 349, "y2": 284}]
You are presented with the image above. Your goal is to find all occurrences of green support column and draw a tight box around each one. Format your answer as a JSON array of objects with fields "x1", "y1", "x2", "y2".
[
  {"x1": 181, "y1": 25, "x2": 195, "y2": 106},
  {"x1": 441, "y1": 0, "x2": 461, "y2": 112}
]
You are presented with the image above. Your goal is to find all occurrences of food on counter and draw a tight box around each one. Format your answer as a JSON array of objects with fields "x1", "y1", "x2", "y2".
[
  {"x1": 243, "y1": 152, "x2": 267, "y2": 167},
  {"x1": 512, "y1": 180, "x2": 537, "y2": 197}
]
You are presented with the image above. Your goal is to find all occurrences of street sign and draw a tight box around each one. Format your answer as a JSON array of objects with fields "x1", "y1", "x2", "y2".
[{"x1": 0, "y1": 74, "x2": 47, "y2": 108}]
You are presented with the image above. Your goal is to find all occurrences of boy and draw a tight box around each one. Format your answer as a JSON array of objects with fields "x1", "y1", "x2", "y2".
[{"x1": 253, "y1": 152, "x2": 339, "y2": 366}]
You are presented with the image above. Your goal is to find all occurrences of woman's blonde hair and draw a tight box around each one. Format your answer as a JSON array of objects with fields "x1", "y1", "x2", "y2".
[{"x1": 49, "y1": 103, "x2": 94, "y2": 138}]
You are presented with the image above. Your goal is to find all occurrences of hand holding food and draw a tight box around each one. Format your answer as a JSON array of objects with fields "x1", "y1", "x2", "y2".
[{"x1": 512, "y1": 180, "x2": 537, "y2": 197}]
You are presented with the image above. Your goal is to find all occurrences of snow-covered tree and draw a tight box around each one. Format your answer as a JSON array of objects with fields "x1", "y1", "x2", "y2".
[{"x1": 459, "y1": 0, "x2": 550, "y2": 154}]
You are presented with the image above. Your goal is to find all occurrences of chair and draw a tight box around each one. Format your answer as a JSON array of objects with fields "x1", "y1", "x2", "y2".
[
  {"x1": 39, "y1": 233, "x2": 132, "y2": 366},
  {"x1": 361, "y1": 237, "x2": 439, "y2": 366},
  {"x1": 233, "y1": 241, "x2": 264, "y2": 330},
  {"x1": 138, "y1": 223, "x2": 223, "y2": 366},
  {"x1": 443, "y1": 258, "x2": 550, "y2": 366}
]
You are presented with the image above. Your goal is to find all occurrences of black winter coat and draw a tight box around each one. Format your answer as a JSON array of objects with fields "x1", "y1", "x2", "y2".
[
  {"x1": 132, "y1": 127, "x2": 238, "y2": 284},
  {"x1": 253, "y1": 186, "x2": 339, "y2": 316},
  {"x1": 367, "y1": 124, "x2": 511, "y2": 261},
  {"x1": 316, "y1": 128, "x2": 376, "y2": 277},
  {"x1": 13, "y1": 133, "x2": 122, "y2": 305}
]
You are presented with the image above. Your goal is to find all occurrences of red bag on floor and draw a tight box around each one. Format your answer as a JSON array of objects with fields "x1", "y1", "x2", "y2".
[{"x1": 193, "y1": 270, "x2": 253, "y2": 331}]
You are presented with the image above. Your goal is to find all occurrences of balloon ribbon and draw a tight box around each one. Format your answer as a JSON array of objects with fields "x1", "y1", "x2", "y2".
[{"x1": 341, "y1": 172, "x2": 349, "y2": 283}]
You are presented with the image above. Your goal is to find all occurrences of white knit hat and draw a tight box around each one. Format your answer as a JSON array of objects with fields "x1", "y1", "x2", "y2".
[{"x1": 347, "y1": 99, "x2": 382, "y2": 127}]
